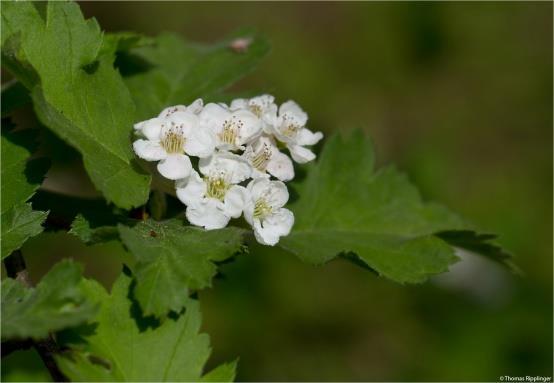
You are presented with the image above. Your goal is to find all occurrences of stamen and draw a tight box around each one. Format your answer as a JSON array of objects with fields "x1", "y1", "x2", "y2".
[
  {"x1": 250, "y1": 104, "x2": 263, "y2": 118},
  {"x1": 253, "y1": 198, "x2": 273, "y2": 220},
  {"x1": 161, "y1": 123, "x2": 186, "y2": 154},
  {"x1": 205, "y1": 175, "x2": 230, "y2": 201},
  {"x1": 281, "y1": 115, "x2": 300, "y2": 137},
  {"x1": 250, "y1": 144, "x2": 272, "y2": 171},
  {"x1": 219, "y1": 117, "x2": 243, "y2": 145}
]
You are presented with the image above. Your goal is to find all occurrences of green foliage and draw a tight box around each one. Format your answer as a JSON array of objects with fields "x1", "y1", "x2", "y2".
[
  {"x1": 123, "y1": 31, "x2": 270, "y2": 121},
  {"x1": 279, "y1": 131, "x2": 512, "y2": 283},
  {"x1": 200, "y1": 361, "x2": 239, "y2": 383},
  {"x1": 56, "y1": 269, "x2": 236, "y2": 382},
  {"x1": 118, "y1": 219, "x2": 245, "y2": 317},
  {"x1": 0, "y1": 1, "x2": 517, "y2": 381},
  {"x1": 436, "y1": 230, "x2": 519, "y2": 272},
  {"x1": 1, "y1": 204, "x2": 48, "y2": 260},
  {"x1": 1, "y1": 128, "x2": 49, "y2": 212},
  {"x1": 1, "y1": 260, "x2": 97, "y2": 340},
  {"x1": 1, "y1": 127, "x2": 49, "y2": 259},
  {"x1": 69, "y1": 214, "x2": 120, "y2": 245},
  {"x1": 1, "y1": 1, "x2": 151, "y2": 208}
]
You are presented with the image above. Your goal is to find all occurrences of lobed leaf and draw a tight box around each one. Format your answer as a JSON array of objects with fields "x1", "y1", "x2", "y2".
[
  {"x1": 118, "y1": 219, "x2": 245, "y2": 317},
  {"x1": 1, "y1": 125, "x2": 49, "y2": 259},
  {"x1": 56, "y1": 268, "x2": 237, "y2": 382},
  {"x1": 279, "y1": 131, "x2": 514, "y2": 282},
  {"x1": 201, "y1": 361, "x2": 238, "y2": 383},
  {"x1": 1, "y1": 259, "x2": 97, "y2": 340},
  {"x1": 1, "y1": 1, "x2": 150, "y2": 208},
  {"x1": 1, "y1": 203, "x2": 48, "y2": 259},
  {"x1": 124, "y1": 31, "x2": 270, "y2": 121},
  {"x1": 69, "y1": 214, "x2": 120, "y2": 245}
]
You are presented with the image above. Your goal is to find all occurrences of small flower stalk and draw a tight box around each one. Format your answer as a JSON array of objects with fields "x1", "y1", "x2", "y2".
[{"x1": 132, "y1": 95, "x2": 323, "y2": 245}]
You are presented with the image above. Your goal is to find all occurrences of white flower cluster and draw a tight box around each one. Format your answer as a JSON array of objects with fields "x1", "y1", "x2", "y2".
[{"x1": 132, "y1": 95, "x2": 323, "y2": 245}]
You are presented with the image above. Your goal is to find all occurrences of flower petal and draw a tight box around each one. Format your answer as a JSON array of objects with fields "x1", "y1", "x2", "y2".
[
  {"x1": 243, "y1": 200, "x2": 255, "y2": 226},
  {"x1": 168, "y1": 111, "x2": 199, "y2": 129},
  {"x1": 296, "y1": 128, "x2": 323, "y2": 146},
  {"x1": 223, "y1": 185, "x2": 248, "y2": 218},
  {"x1": 157, "y1": 153, "x2": 192, "y2": 180},
  {"x1": 186, "y1": 199, "x2": 230, "y2": 230},
  {"x1": 133, "y1": 139, "x2": 167, "y2": 161},
  {"x1": 247, "y1": 178, "x2": 289, "y2": 208},
  {"x1": 184, "y1": 126, "x2": 215, "y2": 158},
  {"x1": 229, "y1": 98, "x2": 248, "y2": 111},
  {"x1": 231, "y1": 109, "x2": 262, "y2": 144},
  {"x1": 279, "y1": 100, "x2": 308, "y2": 127},
  {"x1": 200, "y1": 103, "x2": 230, "y2": 133},
  {"x1": 288, "y1": 144, "x2": 316, "y2": 164},
  {"x1": 199, "y1": 152, "x2": 251, "y2": 184},
  {"x1": 253, "y1": 208, "x2": 294, "y2": 246},
  {"x1": 187, "y1": 98, "x2": 204, "y2": 114},
  {"x1": 134, "y1": 117, "x2": 164, "y2": 140},
  {"x1": 158, "y1": 105, "x2": 187, "y2": 118},
  {"x1": 176, "y1": 170, "x2": 206, "y2": 206},
  {"x1": 267, "y1": 150, "x2": 294, "y2": 182}
]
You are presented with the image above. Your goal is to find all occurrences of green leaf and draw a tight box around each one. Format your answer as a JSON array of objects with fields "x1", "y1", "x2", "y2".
[
  {"x1": 118, "y1": 219, "x2": 245, "y2": 317},
  {"x1": 124, "y1": 31, "x2": 270, "y2": 121},
  {"x1": 1, "y1": 1, "x2": 150, "y2": 208},
  {"x1": 201, "y1": 360, "x2": 238, "y2": 383},
  {"x1": 279, "y1": 131, "x2": 512, "y2": 283},
  {"x1": 1, "y1": 259, "x2": 97, "y2": 340},
  {"x1": 436, "y1": 230, "x2": 519, "y2": 272},
  {"x1": 56, "y1": 269, "x2": 237, "y2": 382},
  {"x1": 69, "y1": 214, "x2": 119, "y2": 245},
  {"x1": 1, "y1": 125, "x2": 49, "y2": 259},
  {"x1": 1, "y1": 128, "x2": 49, "y2": 213},
  {"x1": 1, "y1": 203, "x2": 48, "y2": 259},
  {"x1": 102, "y1": 32, "x2": 154, "y2": 56}
]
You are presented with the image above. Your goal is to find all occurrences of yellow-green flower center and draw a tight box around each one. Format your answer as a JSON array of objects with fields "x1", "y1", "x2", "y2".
[
  {"x1": 253, "y1": 198, "x2": 273, "y2": 220},
  {"x1": 161, "y1": 130, "x2": 185, "y2": 154},
  {"x1": 251, "y1": 145, "x2": 272, "y2": 171},
  {"x1": 250, "y1": 104, "x2": 263, "y2": 118},
  {"x1": 206, "y1": 176, "x2": 230, "y2": 201},
  {"x1": 219, "y1": 119, "x2": 242, "y2": 145}
]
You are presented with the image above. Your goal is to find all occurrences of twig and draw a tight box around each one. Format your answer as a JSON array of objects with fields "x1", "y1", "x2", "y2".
[
  {"x1": 3, "y1": 251, "x2": 69, "y2": 382},
  {"x1": 4, "y1": 250, "x2": 31, "y2": 287}
]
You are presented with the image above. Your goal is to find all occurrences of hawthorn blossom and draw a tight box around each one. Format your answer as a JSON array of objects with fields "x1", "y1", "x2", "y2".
[
  {"x1": 244, "y1": 178, "x2": 294, "y2": 246},
  {"x1": 242, "y1": 136, "x2": 294, "y2": 181},
  {"x1": 131, "y1": 95, "x2": 320, "y2": 244},
  {"x1": 265, "y1": 100, "x2": 323, "y2": 163},
  {"x1": 157, "y1": 98, "x2": 204, "y2": 118},
  {"x1": 176, "y1": 156, "x2": 250, "y2": 229},
  {"x1": 230, "y1": 94, "x2": 277, "y2": 123},
  {"x1": 199, "y1": 103, "x2": 262, "y2": 151},
  {"x1": 133, "y1": 108, "x2": 214, "y2": 180},
  {"x1": 199, "y1": 151, "x2": 252, "y2": 184}
]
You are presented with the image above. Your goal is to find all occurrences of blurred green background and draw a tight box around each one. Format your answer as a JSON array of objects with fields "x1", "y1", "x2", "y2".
[{"x1": 3, "y1": 2, "x2": 552, "y2": 381}]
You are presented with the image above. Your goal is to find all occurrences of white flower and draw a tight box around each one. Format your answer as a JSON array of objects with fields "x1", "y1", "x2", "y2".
[
  {"x1": 176, "y1": 163, "x2": 249, "y2": 230},
  {"x1": 157, "y1": 99, "x2": 204, "y2": 118},
  {"x1": 133, "y1": 108, "x2": 215, "y2": 180},
  {"x1": 199, "y1": 151, "x2": 252, "y2": 184},
  {"x1": 243, "y1": 136, "x2": 294, "y2": 181},
  {"x1": 265, "y1": 100, "x2": 323, "y2": 164},
  {"x1": 199, "y1": 103, "x2": 262, "y2": 151},
  {"x1": 244, "y1": 178, "x2": 294, "y2": 246},
  {"x1": 230, "y1": 94, "x2": 277, "y2": 122}
]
